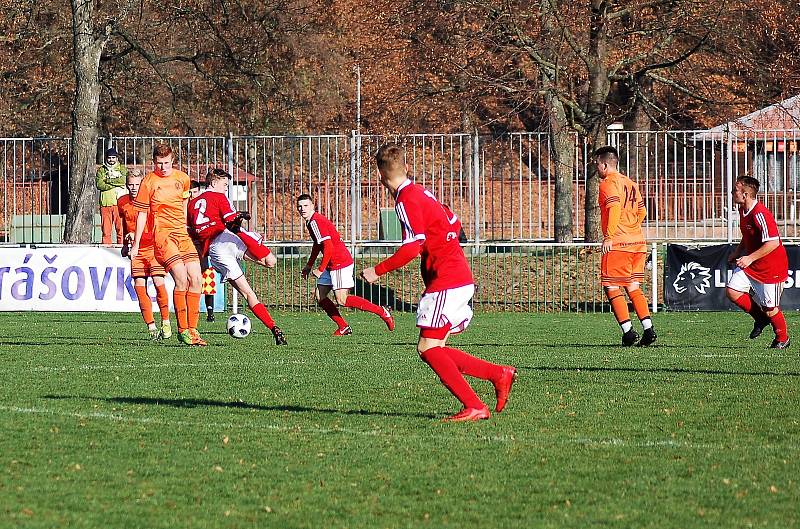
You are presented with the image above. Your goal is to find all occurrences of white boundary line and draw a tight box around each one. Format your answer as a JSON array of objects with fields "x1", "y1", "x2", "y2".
[{"x1": 1, "y1": 404, "x2": 797, "y2": 451}]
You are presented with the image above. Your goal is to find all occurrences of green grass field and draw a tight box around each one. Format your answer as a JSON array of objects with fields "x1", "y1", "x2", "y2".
[{"x1": 0, "y1": 310, "x2": 798, "y2": 528}]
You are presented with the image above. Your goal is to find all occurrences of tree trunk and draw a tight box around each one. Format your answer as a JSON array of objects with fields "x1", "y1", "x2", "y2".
[
  {"x1": 64, "y1": 0, "x2": 109, "y2": 244},
  {"x1": 547, "y1": 94, "x2": 575, "y2": 242}
]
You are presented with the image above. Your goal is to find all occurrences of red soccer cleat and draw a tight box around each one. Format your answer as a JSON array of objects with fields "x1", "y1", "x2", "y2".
[
  {"x1": 332, "y1": 326, "x2": 353, "y2": 336},
  {"x1": 493, "y1": 366, "x2": 517, "y2": 412},
  {"x1": 381, "y1": 307, "x2": 395, "y2": 331},
  {"x1": 443, "y1": 406, "x2": 490, "y2": 422}
]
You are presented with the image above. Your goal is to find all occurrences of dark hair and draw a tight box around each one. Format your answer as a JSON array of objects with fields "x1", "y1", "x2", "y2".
[
  {"x1": 296, "y1": 193, "x2": 313, "y2": 203},
  {"x1": 737, "y1": 175, "x2": 760, "y2": 194},
  {"x1": 152, "y1": 143, "x2": 173, "y2": 160},
  {"x1": 205, "y1": 168, "x2": 231, "y2": 186},
  {"x1": 190, "y1": 180, "x2": 202, "y2": 190},
  {"x1": 593, "y1": 146, "x2": 619, "y2": 163}
]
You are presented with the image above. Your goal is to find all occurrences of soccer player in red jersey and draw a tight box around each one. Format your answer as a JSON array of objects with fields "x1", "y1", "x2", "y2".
[
  {"x1": 296, "y1": 194, "x2": 394, "y2": 335},
  {"x1": 187, "y1": 168, "x2": 287, "y2": 345},
  {"x1": 130, "y1": 144, "x2": 206, "y2": 346},
  {"x1": 726, "y1": 175, "x2": 790, "y2": 349},
  {"x1": 361, "y1": 144, "x2": 517, "y2": 422},
  {"x1": 118, "y1": 169, "x2": 172, "y2": 340},
  {"x1": 189, "y1": 180, "x2": 218, "y2": 323}
]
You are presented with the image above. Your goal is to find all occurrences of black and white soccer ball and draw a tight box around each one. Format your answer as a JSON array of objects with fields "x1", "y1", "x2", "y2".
[{"x1": 227, "y1": 313, "x2": 251, "y2": 338}]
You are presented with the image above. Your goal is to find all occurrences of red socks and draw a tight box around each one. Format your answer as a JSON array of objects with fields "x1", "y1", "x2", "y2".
[
  {"x1": 237, "y1": 231, "x2": 271, "y2": 260},
  {"x1": 770, "y1": 310, "x2": 788, "y2": 342},
  {"x1": 251, "y1": 303, "x2": 275, "y2": 330},
  {"x1": 732, "y1": 293, "x2": 768, "y2": 322},
  {"x1": 420, "y1": 346, "x2": 486, "y2": 410},
  {"x1": 319, "y1": 297, "x2": 348, "y2": 328},
  {"x1": 344, "y1": 295, "x2": 384, "y2": 316}
]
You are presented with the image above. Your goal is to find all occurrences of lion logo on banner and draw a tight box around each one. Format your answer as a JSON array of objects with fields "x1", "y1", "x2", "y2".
[{"x1": 673, "y1": 262, "x2": 713, "y2": 294}]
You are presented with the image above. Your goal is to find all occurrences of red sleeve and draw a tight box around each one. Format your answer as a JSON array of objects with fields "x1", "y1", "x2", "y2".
[
  {"x1": 374, "y1": 241, "x2": 423, "y2": 275},
  {"x1": 306, "y1": 243, "x2": 320, "y2": 269},
  {"x1": 755, "y1": 207, "x2": 780, "y2": 242},
  {"x1": 395, "y1": 195, "x2": 427, "y2": 244}
]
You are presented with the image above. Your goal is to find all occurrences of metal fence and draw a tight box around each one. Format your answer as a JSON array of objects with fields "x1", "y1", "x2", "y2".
[{"x1": 1, "y1": 130, "x2": 797, "y2": 311}]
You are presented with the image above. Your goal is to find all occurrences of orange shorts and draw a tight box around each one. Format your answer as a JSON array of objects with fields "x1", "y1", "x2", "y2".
[
  {"x1": 131, "y1": 244, "x2": 166, "y2": 278},
  {"x1": 154, "y1": 230, "x2": 199, "y2": 272},
  {"x1": 601, "y1": 250, "x2": 646, "y2": 287}
]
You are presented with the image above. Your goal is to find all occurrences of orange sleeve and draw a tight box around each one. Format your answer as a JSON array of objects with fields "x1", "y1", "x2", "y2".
[
  {"x1": 636, "y1": 185, "x2": 647, "y2": 224},
  {"x1": 133, "y1": 174, "x2": 154, "y2": 211},
  {"x1": 606, "y1": 203, "x2": 622, "y2": 238}
]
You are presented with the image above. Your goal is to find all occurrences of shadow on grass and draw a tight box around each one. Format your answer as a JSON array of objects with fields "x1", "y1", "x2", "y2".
[
  {"x1": 41, "y1": 394, "x2": 438, "y2": 419},
  {"x1": 518, "y1": 365, "x2": 800, "y2": 378}
]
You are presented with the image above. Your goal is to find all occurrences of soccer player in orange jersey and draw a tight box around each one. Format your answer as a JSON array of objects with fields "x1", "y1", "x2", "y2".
[
  {"x1": 118, "y1": 169, "x2": 172, "y2": 340},
  {"x1": 130, "y1": 144, "x2": 206, "y2": 346},
  {"x1": 596, "y1": 146, "x2": 656, "y2": 347}
]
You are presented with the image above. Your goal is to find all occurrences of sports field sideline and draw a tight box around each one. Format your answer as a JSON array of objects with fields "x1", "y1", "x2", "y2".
[{"x1": 0, "y1": 310, "x2": 797, "y2": 528}]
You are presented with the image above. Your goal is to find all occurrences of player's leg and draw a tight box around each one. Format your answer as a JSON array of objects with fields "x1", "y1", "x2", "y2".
[
  {"x1": 316, "y1": 274, "x2": 350, "y2": 334},
  {"x1": 625, "y1": 252, "x2": 656, "y2": 346},
  {"x1": 132, "y1": 276, "x2": 158, "y2": 339},
  {"x1": 726, "y1": 267, "x2": 770, "y2": 338},
  {"x1": 168, "y1": 260, "x2": 192, "y2": 337},
  {"x1": 228, "y1": 274, "x2": 287, "y2": 345},
  {"x1": 416, "y1": 285, "x2": 515, "y2": 421},
  {"x1": 602, "y1": 250, "x2": 638, "y2": 346},
  {"x1": 185, "y1": 258, "x2": 205, "y2": 341},
  {"x1": 237, "y1": 229, "x2": 276, "y2": 267},
  {"x1": 752, "y1": 281, "x2": 789, "y2": 348},
  {"x1": 151, "y1": 274, "x2": 172, "y2": 339},
  {"x1": 331, "y1": 265, "x2": 394, "y2": 331}
]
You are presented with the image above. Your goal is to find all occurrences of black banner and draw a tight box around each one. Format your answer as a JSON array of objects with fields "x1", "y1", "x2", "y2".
[{"x1": 664, "y1": 244, "x2": 800, "y2": 310}]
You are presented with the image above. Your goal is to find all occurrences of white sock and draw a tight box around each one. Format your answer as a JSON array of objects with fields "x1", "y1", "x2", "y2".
[
  {"x1": 620, "y1": 321, "x2": 633, "y2": 333},
  {"x1": 641, "y1": 317, "x2": 653, "y2": 330}
]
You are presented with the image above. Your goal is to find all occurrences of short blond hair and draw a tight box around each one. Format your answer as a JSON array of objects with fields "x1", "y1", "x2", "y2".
[{"x1": 127, "y1": 168, "x2": 143, "y2": 182}]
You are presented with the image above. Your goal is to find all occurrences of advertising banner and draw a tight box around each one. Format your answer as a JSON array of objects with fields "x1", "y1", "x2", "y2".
[
  {"x1": 664, "y1": 244, "x2": 800, "y2": 310},
  {"x1": 0, "y1": 246, "x2": 224, "y2": 312}
]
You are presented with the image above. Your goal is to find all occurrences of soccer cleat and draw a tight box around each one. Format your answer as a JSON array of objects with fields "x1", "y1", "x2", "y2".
[
  {"x1": 178, "y1": 329, "x2": 207, "y2": 346},
  {"x1": 637, "y1": 328, "x2": 657, "y2": 347},
  {"x1": 148, "y1": 326, "x2": 161, "y2": 341},
  {"x1": 161, "y1": 322, "x2": 172, "y2": 340},
  {"x1": 622, "y1": 329, "x2": 639, "y2": 347},
  {"x1": 749, "y1": 318, "x2": 770, "y2": 339},
  {"x1": 381, "y1": 306, "x2": 395, "y2": 331},
  {"x1": 443, "y1": 406, "x2": 491, "y2": 423},
  {"x1": 493, "y1": 366, "x2": 517, "y2": 412},
  {"x1": 206, "y1": 312, "x2": 215, "y2": 323},
  {"x1": 332, "y1": 326, "x2": 353, "y2": 336},
  {"x1": 272, "y1": 326, "x2": 288, "y2": 346},
  {"x1": 769, "y1": 338, "x2": 791, "y2": 349}
]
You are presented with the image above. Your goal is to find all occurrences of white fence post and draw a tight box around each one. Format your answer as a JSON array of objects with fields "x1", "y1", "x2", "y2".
[
  {"x1": 652, "y1": 242, "x2": 658, "y2": 313},
  {"x1": 227, "y1": 132, "x2": 238, "y2": 313},
  {"x1": 472, "y1": 131, "x2": 481, "y2": 254}
]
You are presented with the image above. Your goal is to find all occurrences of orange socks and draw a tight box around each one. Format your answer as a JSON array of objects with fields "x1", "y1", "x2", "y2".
[
  {"x1": 155, "y1": 283, "x2": 170, "y2": 321},
  {"x1": 628, "y1": 287, "x2": 651, "y2": 322},
  {"x1": 187, "y1": 292, "x2": 201, "y2": 329},
  {"x1": 134, "y1": 284, "x2": 154, "y2": 325},
  {"x1": 174, "y1": 290, "x2": 189, "y2": 332}
]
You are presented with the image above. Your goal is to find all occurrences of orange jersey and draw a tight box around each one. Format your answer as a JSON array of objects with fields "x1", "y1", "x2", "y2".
[
  {"x1": 118, "y1": 194, "x2": 154, "y2": 246},
  {"x1": 133, "y1": 169, "x2": 191, "y2": 234},
  {"x1": 599, "y1": 171, "x2": 646, "y2": 253}
]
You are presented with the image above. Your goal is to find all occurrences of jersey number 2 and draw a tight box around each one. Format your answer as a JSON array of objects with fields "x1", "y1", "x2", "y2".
[{"x1": 193, "y1": 199, "x2": 209, "y2": 224}]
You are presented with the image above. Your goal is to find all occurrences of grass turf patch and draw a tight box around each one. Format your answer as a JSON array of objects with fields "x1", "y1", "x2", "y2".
[{"x1": 0, "y1": 310, "x2": 798, "y2": 528}]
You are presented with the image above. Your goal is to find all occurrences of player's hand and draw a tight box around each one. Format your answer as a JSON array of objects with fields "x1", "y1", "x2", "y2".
[
  {"x1": 361, "y1": 267, "x2": 379, "y2": 284},
  {"x1": 601, "y1": 238, "x2": 613, "y2": 254},
  {"x1": 129, "y1": 244, "x2": 139, "y2": 259},
  {"x1": 311, "y1": 268, "x2": 323, "y2": 279},
  {"x1": 735, "y1": 255, "x2": 754, "y2": 269},
  {"x1": 237, "y1": 211, "x2": 251, "y2": 221},
  {"x1": 301, "y1": 265, "x2": 311, "y2": 279}
]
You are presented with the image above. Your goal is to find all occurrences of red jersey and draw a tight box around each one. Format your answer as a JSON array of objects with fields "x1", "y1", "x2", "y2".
[
  {"x1": 739, "y1": 201, "x2": 788, "y2": 283},
  {"x1": 187, "y1": 190, "x2": 238, "y2": 256},
  {"x1": 305, "y1": 212, "x2": 353, "y2": 271},
  {"x1": 394, "y1": 179, "x2": 473, "y2": 292}
]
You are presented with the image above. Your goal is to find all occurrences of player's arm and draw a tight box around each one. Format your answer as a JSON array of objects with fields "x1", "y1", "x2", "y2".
[
  {"x1": 129, "y1": 210, "x2": 147, "y2": 259},
  {"x1": 302, "y1": 243, "x2": 320, "y2": 279},
  {"x1": 600, "y1": 183, "x2": 621, "y2": 254},
  {"x1": 314, "y1": 240, "x2": 335, "y2": 277},
  {"x1": 95, "y1": 167, "x2": 113, "y2": 191},
  {"x1": 728, "y1": 239, "x2": 745, "y2": 264},
  {"x1": 736, "y1": 240, "x2": 779, "y2": 269},
  {"x1": 636, "y1": 187, "x2": 647, "y2": 225},
  {"x1": 362, "y1": 242, "x2": 422, "y2": 283},
  {"x1": 736, "y1": 210, "x2": 782, "y2": 268}
]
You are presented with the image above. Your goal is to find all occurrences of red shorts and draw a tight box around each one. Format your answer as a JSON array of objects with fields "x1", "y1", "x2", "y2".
[
  {"x1": 131, "y1": 244, "x2": 166, "y2": 278},
  {"x1": 601, "y1": 251, "x2": 646, "y2": 287},
  {"x1": 154, "y1": 230, "x2": 199, "y2": 272}
]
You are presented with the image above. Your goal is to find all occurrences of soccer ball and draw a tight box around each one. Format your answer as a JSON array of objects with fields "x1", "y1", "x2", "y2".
[{"x1": 227, "y1": 313, "x2": 251, "y2": 338}]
